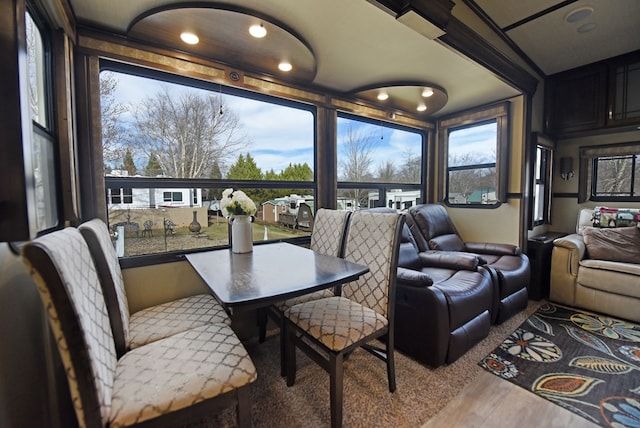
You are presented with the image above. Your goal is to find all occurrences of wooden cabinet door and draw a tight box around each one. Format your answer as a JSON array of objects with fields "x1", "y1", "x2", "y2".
[
  {"x1": 544, "y1": 63, "x2": 607, "y2": 135},
  {"x1": 607, "y1": 52, "x2": 640, "y2": 127}
]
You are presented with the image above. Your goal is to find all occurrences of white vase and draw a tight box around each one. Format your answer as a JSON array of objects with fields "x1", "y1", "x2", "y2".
[{"x1": 229, "y1": 215, "x2": 253, "y2": 253}]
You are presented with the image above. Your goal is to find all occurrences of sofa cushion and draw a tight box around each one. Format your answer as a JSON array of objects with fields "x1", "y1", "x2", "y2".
[
  {"x1": 583, "y1": 226, "x2": 640, "y2": 263},
  {"x1": 577, "y1": 262, "x2": 640, "y2": 299}
]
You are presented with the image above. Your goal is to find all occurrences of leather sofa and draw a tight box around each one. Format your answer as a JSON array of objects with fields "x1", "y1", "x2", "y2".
[
  {"x1": 550, "y1": 208, "x2": 640, "y2": 323},
  {"x1": 404, "y1": 204, "x2": 530, "y2": 324},
  {"x1": 391, "y1": 212, "x2": 495, "y2": 367}
]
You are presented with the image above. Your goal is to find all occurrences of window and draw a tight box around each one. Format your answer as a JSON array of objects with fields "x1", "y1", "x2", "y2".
[
  {"x1": 163, "y1": 192, "x2": 183, "y2": 203},
  {"x1": 25, "y1": 10, "x2": 58, "y2": 233},
  {"x1": 109, "y1": 187, "x2": 132, "y2": 204},
  {"x1": 592, "y1": 154, "x2": 639, "y2": 198},
  {"x1": 580, "y1": 142, "x2": 640, "y2": 203},
  {"x1": 100, "y1": 62, "x2": 315, "y2": 257},
  {"x1": 336, "y1": 113, "x2": 424, "y2": 211},
  {"x1": 439, "y1": 102, "x2": 510, "y2": 207},
  {"x1": 447, "y1": 121, "x2": 497, "y2": 205},
  {"x1": 532, "y1": 138, "x2": 553, "y2": 226}
]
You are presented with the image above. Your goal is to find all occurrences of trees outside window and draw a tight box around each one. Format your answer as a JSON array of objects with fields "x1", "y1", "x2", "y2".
[
  {"x1": 100, "y1": 65, "x2": 316, "y2": 257},
  {"x1": 336, "y1": 114, "x2": 424, "y2": 211}
]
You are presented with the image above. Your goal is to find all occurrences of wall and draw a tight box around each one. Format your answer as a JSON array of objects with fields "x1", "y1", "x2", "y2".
[
  {"x1": 551, "y1": 129, "x2": 640, "y2": 233},
  {"x1": 447, "y1": 95, "x2": 527, "y2": 246}
]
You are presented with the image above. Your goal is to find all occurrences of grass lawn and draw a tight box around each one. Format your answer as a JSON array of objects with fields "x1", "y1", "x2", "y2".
[{"x1": 122, "y1": 220, "x2": 308, "y2": 256}]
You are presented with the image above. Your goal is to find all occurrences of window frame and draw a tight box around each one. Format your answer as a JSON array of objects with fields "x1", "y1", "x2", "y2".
[
  {"x1": 335, "y1": 112, "x2": 426, "y2": 211},
  {"x1": 99, "y1": 61, "x2": 318, "y2": 266},
  {"x1": 531, "y1": 133, "x2": 554, "y2": 227},
  {"x1": 438, "y1": 102, "x2": 510, "y2": 208},
  {"x1": 579, "y1": 141, "x2": 640, "y2": 203},
  {"x1": 17, "y1": 6, "x2": 60, "y2": 238}
]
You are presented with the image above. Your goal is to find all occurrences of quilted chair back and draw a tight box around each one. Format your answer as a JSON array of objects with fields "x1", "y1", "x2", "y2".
[
  {"x1": 79, "y1": 218, "x2": 131, "y2": 357},
  {"x1": 22, "y1": 227, "x2": 117, "y2": 428},
  {"x1": 341, "y1": 211, "x2": 404, "y2": 318},
  {"x1": 310, "y1": 208, "x2": 351, "y2": 257}
]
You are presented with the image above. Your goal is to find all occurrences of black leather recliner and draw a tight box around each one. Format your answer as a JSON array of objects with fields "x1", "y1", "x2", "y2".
[
  {"x1": 405, "y1": 204, "x2": 530, "y2": 324},
  {"x1": 369, "y1": 208, "x2": 495, "y2": 368}
]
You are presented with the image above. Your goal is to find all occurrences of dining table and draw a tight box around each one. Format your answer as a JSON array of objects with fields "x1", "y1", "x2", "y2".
[{"x1": 185, "y1": 241, "x2": 369, "y2": 314}]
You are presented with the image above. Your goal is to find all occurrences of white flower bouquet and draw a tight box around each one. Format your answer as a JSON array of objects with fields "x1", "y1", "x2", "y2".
[{"x1": 220, "y1": 188, "x2": 257, "y2": 218}]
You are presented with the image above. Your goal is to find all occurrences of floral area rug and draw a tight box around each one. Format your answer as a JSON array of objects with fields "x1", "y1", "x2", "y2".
[{"x1": 479, "y1": 302, "x2": 640, "y2": 427}]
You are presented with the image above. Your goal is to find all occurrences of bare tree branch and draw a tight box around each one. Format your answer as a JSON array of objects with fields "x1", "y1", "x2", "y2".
[{"x1": 128, "y1": 88, "x2": 247, "y2": 178}]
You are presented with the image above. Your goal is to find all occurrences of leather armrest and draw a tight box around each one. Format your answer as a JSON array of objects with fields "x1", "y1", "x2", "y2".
[
  {"x1": 552, "y1": 234, "x2": 586, "y2": 254},
  {"x1": 465, "y1": 242, "x2": 521, "y2": 256},
  {"x1": 418, "y1": 250, "x2": 480, "y2": 271},
  {"x1": 397, "y1": 267, "x2": 433, "y2": 287}
]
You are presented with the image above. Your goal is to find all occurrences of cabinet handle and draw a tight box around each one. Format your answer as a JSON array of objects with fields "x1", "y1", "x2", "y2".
[{"x1": 609, "y1": 107, "x2": 613, "y2": 120}]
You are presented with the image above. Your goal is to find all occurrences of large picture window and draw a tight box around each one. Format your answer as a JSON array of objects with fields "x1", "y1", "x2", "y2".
[
  {"x1": 439, "y1": 102, "x2": 510, "y2": 207},
  {"x1": 579, "y1": 142, "x2": 640, "y2": 203},
  {"x1": 592, "y1": 154, "x2": 639, "y2": 198},
  {"x1": 336, "y1": 113, "x2": 424, "y2": 211},
  {"x1": 100, "y1": 63, "x2": 315, "y2": 257}
]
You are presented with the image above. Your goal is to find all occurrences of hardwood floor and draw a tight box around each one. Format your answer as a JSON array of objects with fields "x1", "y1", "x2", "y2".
[{"x1": 422, "y1": 370, "x2": 599, "y2": 428}]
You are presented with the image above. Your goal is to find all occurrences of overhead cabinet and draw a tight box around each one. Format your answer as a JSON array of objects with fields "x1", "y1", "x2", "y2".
[{"x1": 544, "y1": 50, "x2": 640, "y2": 136}]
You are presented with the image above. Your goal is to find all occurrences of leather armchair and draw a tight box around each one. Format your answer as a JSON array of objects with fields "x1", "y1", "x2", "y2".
[
  {"x1": 405, "y1": 204, "x2": 529, "y2": 324},
  {"x1": 394, "y1": 216, "x2": 495, "y2": 367}
]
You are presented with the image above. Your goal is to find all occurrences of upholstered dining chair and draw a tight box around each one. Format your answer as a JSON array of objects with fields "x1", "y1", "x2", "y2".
[
  {"x1": 21, "y1": 227, "x2": 257, "y2": 428},
  {"x1": 283, "y1": 210, "x2": 404, "y2": 428},
  {"x1": 79, "y1": 218, "x2": 231, "y2": 357},
  {"x1": 262, "y1": 208, "x2": 352, "y2": 375}
]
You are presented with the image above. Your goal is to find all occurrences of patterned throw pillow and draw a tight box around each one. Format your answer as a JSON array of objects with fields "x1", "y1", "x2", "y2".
[{"x1": 592, "y1": 206, "x2": 640, "y2": 228}]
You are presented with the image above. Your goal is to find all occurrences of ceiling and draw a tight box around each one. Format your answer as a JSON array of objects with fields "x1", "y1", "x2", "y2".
[{"x1": 69, "y1": 0, "x2": 640, "y2": 118}]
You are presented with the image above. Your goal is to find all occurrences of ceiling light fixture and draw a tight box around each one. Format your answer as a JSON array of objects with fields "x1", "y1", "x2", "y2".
[
  {"x1": 377, "y1": 92, "x2": 389, "y2": 101},
  {"x1": 565, "y1": 7, "x2": 594, "y2": 23},
  {"x1": 249, "y1": 23, "x2": 267, "y2": 38},
  {"x1": 180, "y1": 32, "x2": 199, "y2": 45},
  {"x1": 421, "y1": 88, "x2": 434, "y2": 97},
  {"x1": 416, "y1": 104, "x2": 427, "y2": 112},
  {"x1": 278, "y1": 62, "x2": 293, "y2": 72}
]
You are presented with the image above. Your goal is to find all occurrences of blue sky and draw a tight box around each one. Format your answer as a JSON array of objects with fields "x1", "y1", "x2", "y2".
[
  {"x1": 448, "y1": 122, "x2": 497, "y2": 164},
  {"x1": 106, "y1": 71, "x2": 423, "y2": 174}
]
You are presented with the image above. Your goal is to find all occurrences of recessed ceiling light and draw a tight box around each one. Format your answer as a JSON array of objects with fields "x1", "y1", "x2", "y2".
[
  {"x1": 278, "y1": 62, "x2": 293, "y2": 72},
  {"x1": 577, "y1": 22, "x2": 598, "y2": 33},
  {"x1": 377, "y1": 92, "x2": 389, "y2": 101},
  {"x1": 180, "y1": 32, "x2": 199, "y2": 45},
  {"x1": 416, "y1": 104, "x2": 427, "y2": 112},
  {"x1": 249, "y1": 23, "x2": 267, "y2": 38},
  {"x1": 565, "y1": 7, "x2": 594, "y2": 23},
  {"x1": 421, "y1": 88, "x2": 434, "y2": 97}
]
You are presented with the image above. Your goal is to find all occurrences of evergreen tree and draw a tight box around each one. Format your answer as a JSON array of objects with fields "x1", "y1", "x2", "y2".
[
  {"x1": 227, "y1": 153, "x2": 263, "y2": 180},
  {"x1": 122, "y1": 149, "x2": 137, "y2": 176},
  {"x1": 227, "y1": 153, "x2": 263, "y2": 202},
  {"x1": 145, "y1": 152, "x2": 162, "y2": 177},
  {"x1": 207, "y1": 160, "x2": 223, "y2": 200}
]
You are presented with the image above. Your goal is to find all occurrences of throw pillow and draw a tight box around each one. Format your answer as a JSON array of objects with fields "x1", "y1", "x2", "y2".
[
  {"x1": 592, "y1": 206, "x2": 640, "y2": 228},
  {"x1": 583, "y1": 226, "x2": 640, "y2": 264}
]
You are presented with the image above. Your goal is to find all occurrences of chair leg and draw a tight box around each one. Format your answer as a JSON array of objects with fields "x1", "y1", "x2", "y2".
[
  {"x1": 330, "y1": 352, "x2": 344, "y2": 428},
  {"x1": 285, "y1": 321, "x2": 297, "y2": 387},
  {"x1": 257, "y1": 307, "x2": 268, "y2": 343},
  {"x1": 386, "y1": 340, "x2": 396, "y2": 393},
  {"x1": 279, "y1": 314, "x2": 286, "y2": 377},
  {"x1": 236, "y1": 385, "x2": 252, "y2": 428}
]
